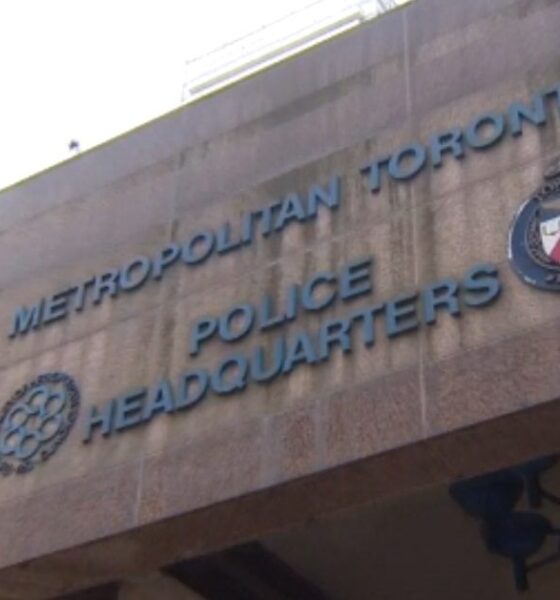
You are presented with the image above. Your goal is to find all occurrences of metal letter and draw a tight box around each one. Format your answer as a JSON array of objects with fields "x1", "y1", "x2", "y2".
[
  {"x1": 307, "y1": 176, "x2": 341, "y2": 216},
  {"x1": 430, "y1": 128, "x2": 465, "y2": 168},
  {"x1": 465, "y1": 112, "x2": 506, "y2": 149},
  {"x1": 282, "y1": 331, "x2": 318, "y2": 374},
  {"x1": 176, "y1": 369, "x2": 209, "y2": 410},
  {"x1": 340, "y1": 257, "x2": 373, "y2": 301},
  {"x1": 153, "y1": 244, "x2": 180, "y2": 280},
  {"x1": 462, "y1": 263, "x2": 501, "y2": 307},
  {"x1": 9, "y1": 301, "x2": 44, "y2": 338},
  {"x1": 219, "y1": 304, "x2": 255, "y2": 342},
  {"x1": 385, "y1": 292, "x2": 419, "y2": 337},
  {"x1": 389, "y1": 143, "x2": 427, "y2": 181},
  {"x1": 422, "y1": 278, "x2": 460, "y2": 325},
  {"x1": 189, "y1": 317, "x2": 218, "y2": 356},
  {"x1": 360, "y1": 156, "x2": 391, "y2": 193},
  {"x1": 182, "y1": 231, "x2": 215, "y2": 265},
  {"x1": 211, "y1": 355, "x2": 249, "y2": 395},
  {"x1": 301, "y1": 272, "x2": 337, "y2": 311},
  {"x1": 119, "y1": 256, "x2": 152, "y2": 291},
  {"x1": 82, "y1": 400, "x2": 115, "y2": 443},
  {"x1": 142, "y1": 379, "x2": 175, "y2": 422},
  {"x1": 509, "y1": 95, "x2": 546, "y2": 137}
]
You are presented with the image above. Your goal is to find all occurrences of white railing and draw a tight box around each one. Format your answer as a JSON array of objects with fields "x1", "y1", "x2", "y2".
[{"x1": 181, "y1": 0, "x2": 412, "y2": 102}]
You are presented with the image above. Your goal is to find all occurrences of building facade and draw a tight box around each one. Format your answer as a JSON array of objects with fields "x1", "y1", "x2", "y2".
[{"x1": 1, "y1": 0, "x2": 560, "y2": 597}]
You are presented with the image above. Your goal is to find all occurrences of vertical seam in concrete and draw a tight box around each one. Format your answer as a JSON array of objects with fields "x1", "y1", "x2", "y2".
[
  {"x1": 261, "y1": 415, "x2": 273, "y2": 488},
  {"x1": 404, "y1": 7, "x2": 428, "y2": 437},
  {"x1": 169, "y1": 152, "x2": 184, "y2": 240},
  {"x1": 132, "y1": 456, "x2": 145, "y2": 525},
  {"x1": 402, "y1": 9, "x2": 413, "y2": 121},
  {"x1": 315, "y1": 396, "x2": 327, "y2": 471},
  {"x1": 412, "y1": 203, "x2": 429, "y2": 437},
  {"x1": 418, "y1": 338, "x2": 429, "y2": 437}
]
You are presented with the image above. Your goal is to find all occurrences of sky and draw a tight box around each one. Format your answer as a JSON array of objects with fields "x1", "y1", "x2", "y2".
[{"x1": 0, "y1": 0, "x2": 316, "y2": 190}]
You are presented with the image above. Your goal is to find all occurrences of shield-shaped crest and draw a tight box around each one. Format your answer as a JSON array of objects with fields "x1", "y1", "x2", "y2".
[{"x1": 539, "y1": 211, "x2": 560, "y2": 264}]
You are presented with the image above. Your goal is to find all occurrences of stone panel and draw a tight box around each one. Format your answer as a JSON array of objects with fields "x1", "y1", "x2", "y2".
[
  {"x1": 408, "y1": 0, "x2": 560, "y2": 115},
  {"x1": 0, "y1": 459, "x2": 140, "y2": 568},
  {"x1": 424, "y1": 317, "x2": 560, "y2": 436},
  {"x1": 406, "y1": 0, "x2": 521, "y2": 52}
]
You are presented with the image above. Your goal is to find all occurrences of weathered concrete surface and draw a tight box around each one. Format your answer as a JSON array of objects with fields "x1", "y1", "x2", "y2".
[
  {"x1": 0, "y1": 0, "x2": 560, "y2": 597},
  {"x1": 119, "y1": 574, "x2": 203, "y2": 600}
]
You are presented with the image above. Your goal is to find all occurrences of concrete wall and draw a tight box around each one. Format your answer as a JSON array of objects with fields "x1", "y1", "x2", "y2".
[
  {"x1": 1, "y1": 0, "x2": 560, "y2": 597},
  {"x1": 119, "y1": 574, "x2": 202, "y2": 600}
]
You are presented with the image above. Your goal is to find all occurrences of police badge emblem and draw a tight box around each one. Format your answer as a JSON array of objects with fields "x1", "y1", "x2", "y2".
[{"x1": 508, "y1": 157, "x2": 560, "y2": 291}]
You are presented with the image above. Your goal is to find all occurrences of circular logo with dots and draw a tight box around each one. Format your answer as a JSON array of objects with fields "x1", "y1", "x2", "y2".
[{"x1": 0, "y1": 373, "x2": 80, "y2": 476}]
